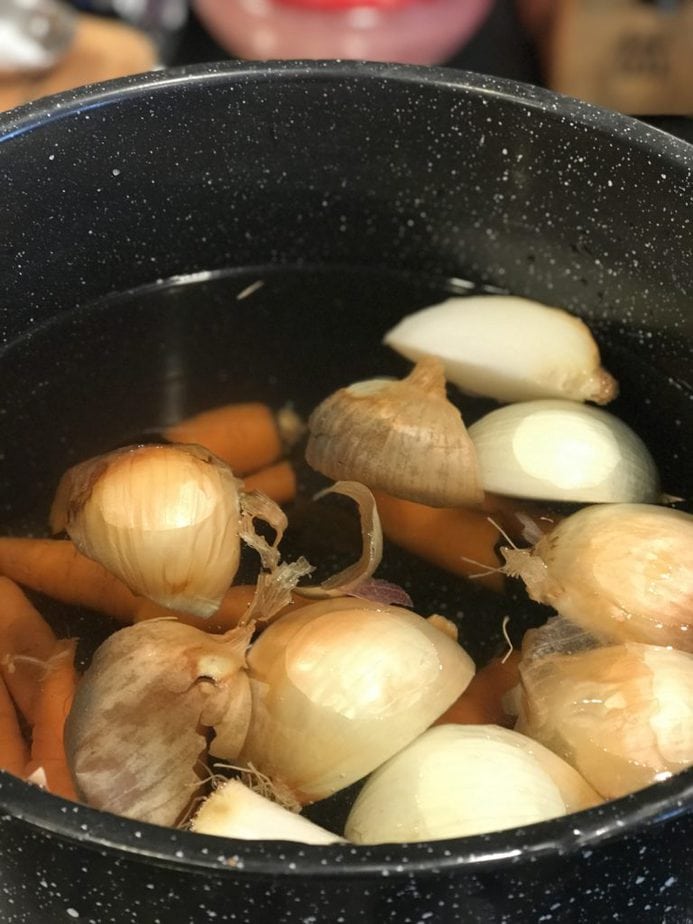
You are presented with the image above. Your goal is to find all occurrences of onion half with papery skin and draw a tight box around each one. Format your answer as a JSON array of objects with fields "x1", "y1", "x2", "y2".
[
  {"x1": 237, "y1": 597, "x2": 475, "y2": 804},
  {"x1": 306, "y1": 358, "x2": 483, "y2": 508},
  {"x1": 502, "y1": 503, "x2": 693, "y2": 651},
  {"x1": 515, "y1": 627, "x2": 693, "y2": 799},
  {"x1": 53, "y1": 443, "x2": 244, "y2": 618},
  {"x1": 344, "y1": 724, "x2": 601, "y2": 844},
  {"x1": 64, "y1": 620, "x2": 253, "y2": 826}
]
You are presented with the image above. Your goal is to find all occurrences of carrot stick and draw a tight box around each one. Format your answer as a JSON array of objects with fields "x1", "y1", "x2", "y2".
[
  {"x1": 0, "y1": 674, "x2": 29, "y2": 775},
  {"x1": 243, "y1": 461, "x2": 297, "y2": 505},
  {"x1": 0, "y1": 538, "x2": 139, "y2": 623},
  {"x1": 133, "y1": 583, "x2": 311, "y2": 631},
  {"x1": 24, "y1": 638, "x2": 78, "y2": 800},
  {"x1": 372, "y1": 491, "x2": 504, "y2": 591},
  {"x1": 0, "y1": 578, "x2": 58, "y2": 723},
  {"x1": 165, "y1": 402, "x2": 304, "y2": 476},
  {"x1": 132, "y1": 585, "x2": 258, "y2": 630},
  {"x1": 0, "y1": 536, "x2": 308, "y2": 632},
  {"x1": 435, "y1": 651, "x2": 522, "y2": 728}
]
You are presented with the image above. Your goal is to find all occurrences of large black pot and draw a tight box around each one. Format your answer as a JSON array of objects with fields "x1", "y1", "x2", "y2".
[{"x1": 0, "y1": 61, "x2": 691, "y2": 924}]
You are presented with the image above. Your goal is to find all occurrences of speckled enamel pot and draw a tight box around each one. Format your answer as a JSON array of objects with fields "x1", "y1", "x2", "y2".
[{"x1": 0, "y1": 62, "x2": 692, "y2": 924}]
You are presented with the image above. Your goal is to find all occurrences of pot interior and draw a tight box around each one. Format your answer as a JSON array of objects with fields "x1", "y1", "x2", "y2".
[{"x1": 0, "y1": 61, "x2": 691, "y2": 860}]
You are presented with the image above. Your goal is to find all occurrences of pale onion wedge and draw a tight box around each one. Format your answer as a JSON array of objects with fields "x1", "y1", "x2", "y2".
[
  {"x1": 191, "y1": 780, "x2": 344, "y2": 844},
  {"x1": 468, "y1": 400, "x2": 659, "y2": 503},
  {"x1": 383, "y1": 296, "x2": 618, "y2": 405},
  {"x1": 344, "y1": 724, "x2": 601, "y2": 844}
]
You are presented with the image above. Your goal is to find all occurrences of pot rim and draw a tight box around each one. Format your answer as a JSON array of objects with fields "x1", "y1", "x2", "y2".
[
  {"x1": 1, "y1": 58, "x2": 692, "y2": 167},
  {"x1": 0, "y1": 60, "x2": 691, "y2": 876},
  {"x1": 1, "y1": 768, "x2": 692, "y2": 876}
]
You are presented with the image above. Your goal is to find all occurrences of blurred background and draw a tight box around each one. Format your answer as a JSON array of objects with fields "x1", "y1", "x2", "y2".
[{"x1": 1, "y1": 0, "x2": 692, "y2": 121}]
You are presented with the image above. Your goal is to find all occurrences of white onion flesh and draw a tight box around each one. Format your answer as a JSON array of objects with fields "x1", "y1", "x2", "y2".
[
  {"x1": 344, "y1": 724, "x2": 601, "y2": 844},
  {"x1": 191, "y1": 780, "x2": 343, "y2": 844},
  {"x1": 468, "y1": 400, "x2": 660, "y2": 503},
  {"x1": 383, "y1": 296, "x2": 618, "y2": 405}
]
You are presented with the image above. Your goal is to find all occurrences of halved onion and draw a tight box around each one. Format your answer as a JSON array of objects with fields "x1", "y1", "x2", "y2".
[
  {"x1": 238, "y1": 598, "x2": 475, "y2": 804},
  {"x1": 468, "y1": 400, "x2": 659, "y2": 503},
  {"x1": 344, "y1": 724, "x2": 601, "y2": 844},
  {"x1": 516, "y1": 631, "x2": 693, "y2": 799},
  {"x1": 383, "y1": 295, "x2": 618, "y2": 405}
]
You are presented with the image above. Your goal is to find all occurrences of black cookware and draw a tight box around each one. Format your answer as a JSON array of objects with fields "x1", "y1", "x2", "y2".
[{"x1": 0, "y1": 62, "x2": 691, "y2": 924}]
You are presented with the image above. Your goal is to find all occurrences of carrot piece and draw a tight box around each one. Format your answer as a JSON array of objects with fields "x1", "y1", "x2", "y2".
[
  {"x1": 0, "y1": 578, "x2": 58, "y2": 723},
  {"x1": 24, "y1": 638, "x2": 78, "y2": 800},
  {"x1": 0, "y1": 673, "x2": 29, "y2": 775},
  {"x1": 243, "y1": 461, "x2": 297, "y2": 505},
  {"x1": 132, "y1": 584, "x2": 256, "y2": 630},
  {"x1": 372, "y1": 491, "x2": 504, "y2": 591},
  {"x1": 0, "y1": 538, "x2": 139, "y2": 624},
  {"x1": 435, "y1": 651, "x2": 522, "y2": 728},
  {"x1": 165, "y1": 402, "x2": 303, "y2": 476},
  {"x1": 133, "y1": 584, "x2": 310, "y2": 632},
  {"x1": 0, "y1": 535, "x2": 308, "y2": 632}
]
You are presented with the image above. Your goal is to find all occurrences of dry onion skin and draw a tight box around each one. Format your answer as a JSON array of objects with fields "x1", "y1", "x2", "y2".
[
  {"x1": 305, "y1": 357, "x2": 483, "y2": 508},
  {"x1": 191, "y1": 779, "x2": 344, "y2": 844},
  {"x1": 51, "y1": 442, "x2": 292, "y2": 619},
  {"x1": 502, "y1": 504, "x2": 693, "y2": 651},
  {"x1": 344, "y1": 724, "x2": 601, "y2": 844},
  {"x1": 468, "y1": 400, "x2": 660, "y2": 504},
  {"x1": 51, "y1": 443, "x2": 243, "y2": 617},
  {"x1": 238, "y1": 597, "x2": 475, "y2": 804},
  {"x1": 383, "y1": 295, "x2": 618, "y2": 405},
  {"x1": 294, "y1": 481, "x2": 383, "y2": 599},
  {"x1": 515, "y1": 629, "x2": 693, "y2": 799},
  {"x1": 64, "y1": 620, "x2": 253, "y2": 826}
]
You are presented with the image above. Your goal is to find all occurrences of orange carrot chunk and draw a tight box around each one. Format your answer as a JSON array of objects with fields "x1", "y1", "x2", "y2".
[
  {"x1": 165, "y1": 402, "x2": 302, "y2": 476},
  {"x1": 0, "y1": 536, "x2": 307, "y2": 633},
  {"x1": 0, "y1": 538, "x2": 138, "y2": 623},
  {"x1": 24, "y1": 638, "x2": 79, "y2": 800},
  {"x1": 243, "y1": 461, "x2": 297, "y2": 506},
  {"x1": 0, "y1": 673, "x2": 29, "y2": 776},
  {"x1": 373, "y1": 491, "x2": 504, "y2": 592},
  {"x1": 435, "y1": 651, "x2": 522, "y2": 728},
  {"x1": 0, "y1": 577, "x2": 58, "y2": 723}
]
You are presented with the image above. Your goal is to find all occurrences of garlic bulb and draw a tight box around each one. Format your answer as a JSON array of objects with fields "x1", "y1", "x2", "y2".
[
  {"x1": 306, "y1": 358, "x2": 483, "y2": 508},
  {"x1": 383, "y1": 295, "x2": 618, "y2": 405},
  {"x1": 53, "y1": 444, "x2": 243, "y2": 617},
  {"x1": 238, "y1": 597, "x2": 475, "y2": 803},
  {"x1": 515, "y1": 637, "x2": 693, "y2": 799},
  {"x1": 344, "y1": 724, "x2": 601, "y2": 844},
  {"x1": 191, "y1": 780, "x2": 344, "y2": 844},
  {"x1": 468, "y1": 400, "x2": 659, "y2": 503},
  {"x1": 64, "y1": 620, "x2": 253, "y2": 826},
  {"x1": 502, "y1": 504, "x2": 693, "y2": 651}
]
